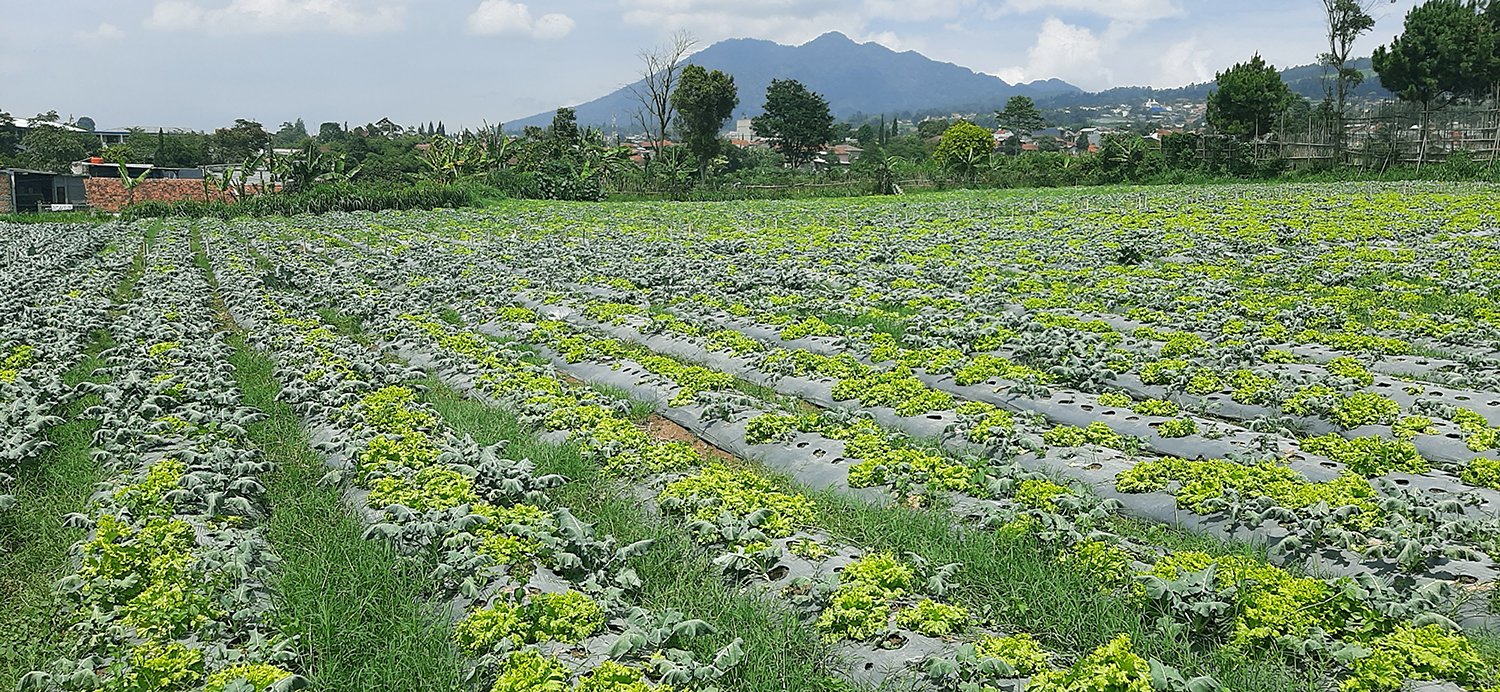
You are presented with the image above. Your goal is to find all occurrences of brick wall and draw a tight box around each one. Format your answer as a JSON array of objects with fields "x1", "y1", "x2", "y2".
[
  {"x1": 0, "y1": 173, "x2": 12, "y2": 214},
  {"x1": 84, "y1": 178, "x2": 278, "y2": 213}
]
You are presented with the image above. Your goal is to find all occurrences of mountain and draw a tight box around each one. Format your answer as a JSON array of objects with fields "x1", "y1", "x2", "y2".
[
  {"x1": 1039, "y1": 58, "x2": 1391, "y2": 109},
  {"x1": 509, "y1": 32, "x2": 1082, "y2": 131}
]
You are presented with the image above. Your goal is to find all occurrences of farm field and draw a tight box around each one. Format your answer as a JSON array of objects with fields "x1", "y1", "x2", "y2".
[{"x1": 5, "y1": 181, "x2": 1500, "y2": 692}]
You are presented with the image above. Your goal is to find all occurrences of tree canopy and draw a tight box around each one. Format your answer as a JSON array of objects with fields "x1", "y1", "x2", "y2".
[
  {"x1": 996, "y1": 96, "x2": 1046, "y2": 135},
  {"x1": 932, "y1": 121, "x2": 994, "y2": 180},
  {"x1": 671, "y1": 65, "x2": 738, "y2": 181},
  {"x1": 751, "y1": 79, "x2": 834, "y2": 167},
  {"x1": 1207, "y1": 54, "x2": 1295, "y2": 138},
  {"x1": 1374, "y1": 0, "x2": 1491, "y2": 109}
]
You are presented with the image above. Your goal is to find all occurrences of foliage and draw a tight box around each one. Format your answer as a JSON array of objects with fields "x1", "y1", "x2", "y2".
[
  {"x1": 752, "y1": 79, "x2": 835, "y2": 167},
  {"x1": 671, "y1": 65, "x2": 739, "y2": 181},
  {"x1": 1373, "y1": 0, "x2": 1492, "y2": 108},
  {"x1": 118, "y1": 183, "x2": 476, "y2": 220},
  {"x1": 933, "y1": 121, "x2": 995, "y2": 180},
  {"x1": 996, "y1": 95, "x2": 1046, "y2": 135},
  {"x1": 1207, "y1": 54, "x2": 1296, "y2": 138}
]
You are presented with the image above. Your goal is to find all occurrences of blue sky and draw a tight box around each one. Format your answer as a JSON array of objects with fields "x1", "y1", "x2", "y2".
[{"x1": 0, "y1": 0, "x2": 1422, "y2": 131}]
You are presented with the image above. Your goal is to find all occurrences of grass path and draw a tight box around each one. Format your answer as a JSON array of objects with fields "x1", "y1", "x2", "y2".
[
  {"x1": 0, "y1": 337, "x2": 113, "y2": 685},
  {"x1": 226, "y1": 335, "x2": 467, "y2": 691},
  {"x1": 195, "y1": 225, "x2": 467, "y2": 691}
]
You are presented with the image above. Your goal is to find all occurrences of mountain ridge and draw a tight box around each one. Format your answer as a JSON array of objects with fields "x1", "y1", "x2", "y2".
[
  {"x1": 508, "y1": 32, "x2": 1082, "y2": 130},
  {"x1": 509, "y1": 33, "x2": 1391, "y2": 131}
]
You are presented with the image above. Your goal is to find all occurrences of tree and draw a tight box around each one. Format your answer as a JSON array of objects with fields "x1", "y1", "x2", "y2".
[
  {"x1": 996, "y1": 96, "x2": 1046, "y2": 136},
  {"x1": 916, "y1": 119, "x2": 951, "y2": 139},
  {"x1": 751, "y1": 79, "x2": 834, "y2": 168},
  {"x1": 629, "y1": 30, "x2": 697, "y2": 156},
  {"x1": 16, "y1": 124, "x2": 94, "y2": 172},
  {"x1": 671, "y1": 64, "x2": 738, "y2": 182},
  {"x1": 932, "y1": 121, "x2": 994, "y2": 181},
  {"x1": 855, "y1": 123, "x2": 878, "y2": 146},
  {"x1": 1320, "y1": 0, "x2": 1380, "y2": 162},
  {"x1": 0, "y1": 111, "x2": 19, "y2": 160},
  {"x1": 211, "y1": 119, "x2": 269, "y2": 163},
  {"x1": 1374, "y1": 0, "x2": 1489, "y2": 166},
  {"x1": 546, "y1": 107, "x2": 581, "y2": 158},
  {"x1": 1206, "y1": 55, "x2": 1295, "y2": 138},
  {"x1": 318, "y1": 122, "x2": 346, "y2": 142},
  {"x1": 75, "y1": 116, "x2": 97, "y2": 132},
  {"x1": 272, "y1": 118, "x2": 309, "y2": 147}
]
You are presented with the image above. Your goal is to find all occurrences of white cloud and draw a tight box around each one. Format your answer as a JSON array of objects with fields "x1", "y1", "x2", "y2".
[
  {"x1": 857, "y1": 30, "x2": 922, "y2": 53},
  {"x1": 618, "y1": 0, "x2": 861, "y2": 45},
  {"x1": 1153, "y1": 38, "x2": 1213, "y2": 87},
  {"x1": 75, "y1": 23, "x2": 126, "y2": 41},
  {"x1": 468, "y1": 0, "x2": 575, "y2": 39},
  {"x1": 864, "y1": 0, "x2": 974, "y2": 21},
  {"x1": 145, "y1": 0, "x2": 406, "y2": 35},
  {"x1": 995, "y1": 17, "x2": 1110, "y2": 88},
  {"x1": 995, "y1": 0, "x2": 1182, "y2": 23}
]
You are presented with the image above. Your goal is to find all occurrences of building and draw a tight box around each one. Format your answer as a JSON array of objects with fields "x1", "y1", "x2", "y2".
[
  {"x1": 1, "y1": 168, "x2": 88, "y2": 213},
  {"x1": 70, "y1": 159, "x2": 204, "y2": 179},
  {"x1": 727, "y1": 118, "x2": 756, "y2": 142},
  {"x1": 826, "y1": 144, "x2": 863, "y2": 165}
]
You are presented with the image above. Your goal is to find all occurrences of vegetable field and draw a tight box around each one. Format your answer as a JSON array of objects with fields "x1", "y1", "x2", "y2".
[{"x1": 5, "y1": 182, "x2": 1500, "y2": 692}]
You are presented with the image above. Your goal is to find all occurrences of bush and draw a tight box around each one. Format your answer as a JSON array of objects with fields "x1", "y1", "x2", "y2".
[{"x1": 118, "y1": 182, "x2": 478, "y2": 221}]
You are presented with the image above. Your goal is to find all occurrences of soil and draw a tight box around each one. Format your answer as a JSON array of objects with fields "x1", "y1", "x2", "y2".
[{"x1": 643, "y1": 414, "x2": 738, "y2": 463}]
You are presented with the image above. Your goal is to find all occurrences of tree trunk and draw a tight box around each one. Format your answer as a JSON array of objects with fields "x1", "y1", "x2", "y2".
[{"x1": 1417, "y1": 106, "x2": 1430, "y2": 174}]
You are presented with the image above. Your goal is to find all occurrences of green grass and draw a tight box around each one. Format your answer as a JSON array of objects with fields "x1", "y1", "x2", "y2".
[
  {"x1": 0, "y1": 335, "x2": 112, "y2": 686},
  {"x1": 226, "y1": 333, "x2": 467, "y2": 692},
  {"x1": 419, "y1": 377, "x2": 854, "y2": 692},
  {"x1": 316, "y1": 307, "x2": 368, "y2": 343}
]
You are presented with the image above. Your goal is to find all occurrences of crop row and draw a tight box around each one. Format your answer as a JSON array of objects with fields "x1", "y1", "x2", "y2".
[{"x1": 20, "y1": 227, "x2": 299, "y2": 692}]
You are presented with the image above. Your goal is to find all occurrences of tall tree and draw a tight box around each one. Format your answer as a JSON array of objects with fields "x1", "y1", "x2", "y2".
[
  {"x1": 211, "y1": 119, "x2": 269, "y2": 163},
  {"x1": 1480, "y1": 0, "x2": 1500, "y2": 101},
  {"x1": 1320, "y1": 0, "x2": 1380, "y2": 163},
  {"x1": 995, "y1": 96, "x2": 1046, "y2": 135},
  {"x1": 670, "y1": 65, "x2": 738, "y2": 182},
  {"x1": 751, "y1": 79, "x2": 834, "y2": 168},
  {"x1": 1206, "y1": 54, "x2": 1296, "y2": 138},
  {"x1": 629, "y1": 30, "x2": 697, "y2": 156},
  {"x1": 1373, "y1": 0, "x2": 1488, "y2": 165},
  {"x1": 272, "y1": 118, "x2": 309, "y2": 147}
]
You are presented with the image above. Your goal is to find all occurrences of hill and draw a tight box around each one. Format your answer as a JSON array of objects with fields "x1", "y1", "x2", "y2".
[
  {"x1": 509, "y1": 32, "x2": 1081, "y2": 131},
  {"x1": 1040, "y1": 58, "x2": 1391, "y2": 109}
]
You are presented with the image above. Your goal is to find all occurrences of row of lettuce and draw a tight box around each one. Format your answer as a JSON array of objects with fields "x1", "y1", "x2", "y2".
[
  {"x1": 228, "y1": 219, "x2": 1239, "y2": 690},
  {"x1": 483, "y1": 285, "x2": 1500, "y2": 584}
]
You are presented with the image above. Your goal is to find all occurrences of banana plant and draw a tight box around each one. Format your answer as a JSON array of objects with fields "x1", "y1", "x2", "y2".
[
  {"x1": 115, "y1": 162, "x2": 152, "y2": 208},
  {"x1": 420, "y1": 135, "x2": 488, "y2": 184}
]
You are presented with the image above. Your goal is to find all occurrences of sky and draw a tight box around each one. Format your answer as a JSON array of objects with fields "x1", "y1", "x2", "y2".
[{"x1": 0, "y1": 0, "x2": 1424, "y2": 132}]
